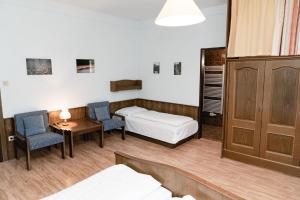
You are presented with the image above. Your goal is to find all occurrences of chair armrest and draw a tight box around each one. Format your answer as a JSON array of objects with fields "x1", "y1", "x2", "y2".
[{"x1": 111, "y1": 113, "x2": 125, "y2": 121}]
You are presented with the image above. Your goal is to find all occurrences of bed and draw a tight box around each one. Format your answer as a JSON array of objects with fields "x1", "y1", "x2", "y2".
[
  {"x1": 115, "y1": 106, "x2": 199, "y2": 147},
  {"x1": 42, "y1": 152, "x2": 243, "y2": 200}
]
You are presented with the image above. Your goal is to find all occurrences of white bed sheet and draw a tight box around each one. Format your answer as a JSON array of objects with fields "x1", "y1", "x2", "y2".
[
  {"x1": 143, "y1": 187, "x2": 172, "y2": 200},
  {"x1": 133, "y1": 110, "x2": 193, "y2": 127},
  {"x1": 42, "y1": 164, "x2": 162, "y2": 200},
  {"x1": 125, "y1": 115, "x2": 198, "y2": 144}
]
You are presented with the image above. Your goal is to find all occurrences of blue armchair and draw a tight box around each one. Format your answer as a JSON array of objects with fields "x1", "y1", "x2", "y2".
[
  {"x1": 14, "y1": 110, "x2": 65, "y2": 170},
  {"x1": 87, "y1": 101, "x2": 125, "y2": 146}
]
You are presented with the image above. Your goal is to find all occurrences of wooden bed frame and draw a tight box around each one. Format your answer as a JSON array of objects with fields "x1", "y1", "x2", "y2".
[
  {"x1": 127, "y1": 131, "x2": 197, "y2": 148},
  {"x1": 115, "y1": 151, "x2": 244, "y2": 200}
]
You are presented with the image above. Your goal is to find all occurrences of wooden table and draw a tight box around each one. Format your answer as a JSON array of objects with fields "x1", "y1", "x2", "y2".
[{"x1": 50, "y1": 119, "x2": 103, "y2": 158}]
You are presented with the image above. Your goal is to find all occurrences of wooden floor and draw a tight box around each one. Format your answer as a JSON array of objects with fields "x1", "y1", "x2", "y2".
[
  {"x1": 202, "y1": 124, "x2": 223, "y2": 141},
  {"x1": 0, "y1": 133, "x2": 299, "y2": 200}
]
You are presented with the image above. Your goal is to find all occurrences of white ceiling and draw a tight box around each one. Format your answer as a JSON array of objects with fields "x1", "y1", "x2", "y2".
[{"x1": 48, "y1": 0, "x2": 226, "y2": 20}]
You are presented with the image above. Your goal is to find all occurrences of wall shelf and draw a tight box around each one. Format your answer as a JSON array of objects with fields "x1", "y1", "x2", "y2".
[{"x1": 110, "y1": 80, "x2": 142, "y2": 92}]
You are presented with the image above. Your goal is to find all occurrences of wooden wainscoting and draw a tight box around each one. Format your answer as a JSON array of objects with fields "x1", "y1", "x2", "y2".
[
  {"x1": 136, "y1": 99, "x2": 198, "y2": 120},
  {"x1": 48, "y1": 106, "x2": 87, "y2": 124},
  {"x1": 0, "y1": 98, "x2": 198, "y2": 161},
  {"x1": 0, "y1": 91, "x2": 6, "y2": 161},
  {"x1": 110, "y1": 99, "x2": 137, "y2": 113}
]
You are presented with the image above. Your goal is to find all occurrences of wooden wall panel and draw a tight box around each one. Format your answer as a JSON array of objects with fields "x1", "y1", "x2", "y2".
[
  {"x1": 204, "y1": 48, "x2": 226, "y2": 66},
  {"x1": 136, "y1": 99, "x2": 198, "y2": 120},
  {"x1": 110, "y1": 99, "x2": 137, "y2": 113},
  {"x1": 1, "y1": 98, "x2": 196, "y2": 161},
  {"x1": 4, "y1": 119, "x2": 14, "y2": 160},
  {"x1": 0, "y1": 91, "x2": 6, "y2": 161},
  {"x1": 48, "y1": 107, "x2": 87, "y2": 124}
]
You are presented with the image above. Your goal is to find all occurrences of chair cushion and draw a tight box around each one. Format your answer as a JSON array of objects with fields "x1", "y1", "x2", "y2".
[
  {"x1": 28, "y1": 132, "x2": 64, "y2": 150},
  {"x1": 14, "y1": 110, "x2": 49, "y2": 136},
  {"x1": 95, "y1": 106, "x2": 110, "y2": 121},
  {"x1": 87, "y1": 102, "x2": 110, "y2": 121},
  {"x1": 102, "y1": 119, "x2": 125, "y2": 131},
  {"x1": 23, "y1": 115, "x2": 46, "y2": 136}
]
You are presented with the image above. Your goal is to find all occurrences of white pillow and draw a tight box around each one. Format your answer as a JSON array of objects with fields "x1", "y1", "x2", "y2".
[{"x1": 115, "y1": 106, "x2": 148, "y2": 117}]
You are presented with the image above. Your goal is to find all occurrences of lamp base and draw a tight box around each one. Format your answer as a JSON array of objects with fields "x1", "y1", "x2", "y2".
[{"x1": 61, "y1": 119, "x2": 69, "y2": 126}]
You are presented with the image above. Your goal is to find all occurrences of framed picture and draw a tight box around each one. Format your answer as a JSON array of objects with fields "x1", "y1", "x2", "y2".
[
  {"x1": 174, "y1": 62, "x2": 182, "y2": 75},
  {"x1": 76, "y1": 59, "x2": 95, "y2": 73},
  {"x1": 153, "y1": 62, "x2": 160, "y2": 74},
  {"x1": 26, "y1": 58, "x2": 52, "y2": 75}
]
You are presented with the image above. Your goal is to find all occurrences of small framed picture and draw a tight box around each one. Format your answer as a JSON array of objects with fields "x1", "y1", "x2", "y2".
[
  {"x1": 153, "y1": 62, "x2": 160, "y2": 74},
  {"x1": 174, "y1": 62, "x2": 182, "y2": 75},
  {"x1": 26, "y1": 58, "x2": 52, "y2": 75},
  {"x1": 76, "y1": 59, "x2": 95, "y2": 73}
]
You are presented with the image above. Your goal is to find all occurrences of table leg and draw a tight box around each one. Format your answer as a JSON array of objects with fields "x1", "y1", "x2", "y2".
[
  {"x1": 99, "y1": 127, "x2": 104, "y2": 148},
  {"x1": 69, "y1": 132, "x2": 74, "y2": 158}
]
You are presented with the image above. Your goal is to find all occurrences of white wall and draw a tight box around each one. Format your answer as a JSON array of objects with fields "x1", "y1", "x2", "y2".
[
  {"x1": 0, "y1": 1, "x2": 227, "y2": 118},
  {"x1": 138, "y1": 5, "x2": 227, "y2": 106},
  {"x1": 0, "y1": 0, "x2": 141, "y2": 118}
]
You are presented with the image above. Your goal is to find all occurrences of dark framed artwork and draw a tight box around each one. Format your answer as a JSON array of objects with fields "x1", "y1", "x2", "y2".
[
  {"x1": 76, "y1": 59, "x2": 95, "y2": 73},
  {"x1": 26, "y1": 58, "x2": 52, "y2": 75},
  {"x1": 153, "y1": 62, "x2": 160, "y2": 74},
  {"x1": 174, "y1": 62, "x2": 182, "y2": 75}
]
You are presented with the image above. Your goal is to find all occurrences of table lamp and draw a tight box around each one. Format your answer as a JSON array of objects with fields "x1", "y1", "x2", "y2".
[{"x1": 59, "y1": 109, "x2": 71, "y2": 126}]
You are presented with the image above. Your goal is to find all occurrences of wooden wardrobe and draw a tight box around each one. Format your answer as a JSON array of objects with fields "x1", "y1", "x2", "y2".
[{"x1": 223, "y1": 57, "x2": 300, "y2": 177}]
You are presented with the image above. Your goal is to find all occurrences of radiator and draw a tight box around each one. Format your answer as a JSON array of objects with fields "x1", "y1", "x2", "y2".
[{"x1": 203, "y1": 65, "x2": 224, "y2": 114}]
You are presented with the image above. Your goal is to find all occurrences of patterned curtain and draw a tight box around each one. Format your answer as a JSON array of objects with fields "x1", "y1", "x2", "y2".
[
  {"x1": 228, "y1": 0, "x2": 300, "y2": 57},
  {"x1": 280, "y1": 0, "x2": 300, "y2": 55}
]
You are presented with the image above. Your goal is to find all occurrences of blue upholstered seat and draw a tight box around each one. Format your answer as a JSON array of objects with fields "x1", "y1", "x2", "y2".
[
  {"x1": 102, "y1": 119, "x2": 125, "y2": 131},
  {"x1": 14, "y1": 110, "x2": 65, "y2": 170},
  {"x1": 14, "y1": 110, "x2": 64, "y2": 149},
  {"x1": 28, "y1": 132, "x2": 64, "y2": 150},
  {"x1": 87, "y1": 101, "x2": 125, "y2": 131}
]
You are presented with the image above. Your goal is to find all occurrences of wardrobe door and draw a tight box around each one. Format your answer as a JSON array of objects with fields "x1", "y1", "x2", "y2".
[
  {"x1": 226, "y1": 61, "x2": 265, "y2": 156},
  {"x1": 260, "y1": 60, "x2": 300, "y2": 165}
]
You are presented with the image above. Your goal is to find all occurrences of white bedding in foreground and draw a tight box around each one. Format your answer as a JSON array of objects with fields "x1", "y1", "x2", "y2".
[
  {"x1": 42, "y1": 164, "x2": 195, "y2": 200},
  {"x1": 133, "y1": 111, "x2": 193, "y2": 127},
  {"x1": 42, "y1": 164, "x2": 162, "y2": 200},
  {"x1": 125, "y1": 114, "x2": 198, "y2": 144}
]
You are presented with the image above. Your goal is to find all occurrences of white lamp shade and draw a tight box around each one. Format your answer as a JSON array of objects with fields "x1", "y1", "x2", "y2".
[
  {"x1": 155, "y1": 0, "x2": 206, "y2": 27},
  {"x1": 59, "y1": 109, "x2": 71, "y2": 120}
]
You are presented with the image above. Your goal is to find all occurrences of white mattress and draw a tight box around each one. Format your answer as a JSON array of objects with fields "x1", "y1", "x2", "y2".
[
  {"x1": 42, "y1": 164, "x2": 165, "y2": 200},
  {"x1": 125, "y1": 115, "x2": 198, "y2": 144},
  {"x1": 42, "y1": 164, "x2": 195, "y2": 200},
  {"x1": 144, "y1": 187, "x2": 172, "y2": 200}
]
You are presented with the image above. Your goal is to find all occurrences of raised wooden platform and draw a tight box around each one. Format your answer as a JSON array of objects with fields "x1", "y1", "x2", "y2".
[{"x1": 0, "y1": 133, "x2": 299, "y2": 200}]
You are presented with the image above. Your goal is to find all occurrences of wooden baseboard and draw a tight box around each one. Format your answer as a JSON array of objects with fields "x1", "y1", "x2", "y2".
[{"x1": 222, "y1": 149, "x2": 300, "y2": 177}]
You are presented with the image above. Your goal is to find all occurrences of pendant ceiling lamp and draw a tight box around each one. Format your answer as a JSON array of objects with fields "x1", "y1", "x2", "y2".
[{"x1": 155, "y1": 0, "x2": 206, "y2": 27}]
